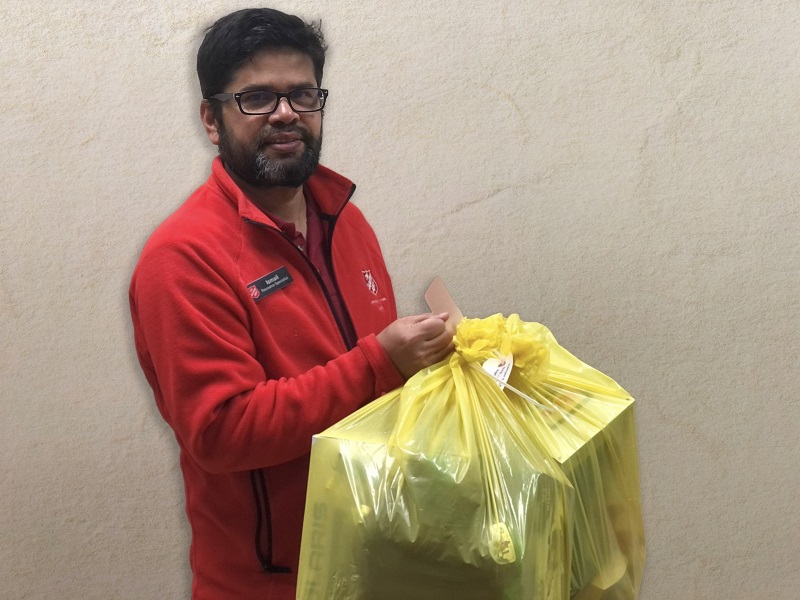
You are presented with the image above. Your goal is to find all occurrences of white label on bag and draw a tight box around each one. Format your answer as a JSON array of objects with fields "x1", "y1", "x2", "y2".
[{"x1": 482, "y1": 354, "x2": 513, "y2": 389}]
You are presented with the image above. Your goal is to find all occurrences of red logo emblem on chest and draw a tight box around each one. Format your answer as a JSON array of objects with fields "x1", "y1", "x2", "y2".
[{"x1": 362, "y1": 269, "x2": 379, "y2": 296}]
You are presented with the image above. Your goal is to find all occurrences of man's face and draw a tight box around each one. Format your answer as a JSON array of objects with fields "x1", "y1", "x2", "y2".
[{"x1": 205, "y1": 49, "x2": 323, "y2": 188}]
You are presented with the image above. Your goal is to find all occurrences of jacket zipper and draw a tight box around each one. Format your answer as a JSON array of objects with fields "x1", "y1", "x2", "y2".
[
  {"x1": 319, "y1": 211, "x2": 358, "y2": 351},
  {"x1": 243, "y1": 185, "x2": 357, "y2": 574},
  {"x1": 316, "y1": 181, "x2": 358, "y2": 350}
]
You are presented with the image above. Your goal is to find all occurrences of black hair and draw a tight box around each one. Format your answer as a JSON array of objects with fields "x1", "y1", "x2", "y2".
[{"x1": 197, "y1": 8, "x2": 327, "y2": 102}]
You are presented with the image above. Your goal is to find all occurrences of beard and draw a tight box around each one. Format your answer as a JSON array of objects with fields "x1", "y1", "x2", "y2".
[{"x1": 217, "y1": 120, "x2": 323, "y2": 188}]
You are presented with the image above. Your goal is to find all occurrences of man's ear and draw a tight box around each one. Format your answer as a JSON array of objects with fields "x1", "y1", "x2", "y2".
[{"x1": 200, "y1": 100, "x2": 221, "y2": 146}]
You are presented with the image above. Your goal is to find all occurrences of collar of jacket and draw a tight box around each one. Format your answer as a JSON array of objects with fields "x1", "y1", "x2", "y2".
[{"x1": 209, "y1": 156, "x2": 357, "y2": 228}]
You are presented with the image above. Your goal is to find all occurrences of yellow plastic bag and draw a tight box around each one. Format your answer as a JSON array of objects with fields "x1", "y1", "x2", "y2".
[
  {"x1": 297, "y1": 322, "x2": 574, "y2": 600},
  {"x1": 297, "y1": 314, "x2": 645, "y2": 600}
]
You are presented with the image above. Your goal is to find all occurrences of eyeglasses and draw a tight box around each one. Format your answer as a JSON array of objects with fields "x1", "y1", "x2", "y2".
[{"x1": 208, "y1": 87, "x2": 328, "y2": 115}]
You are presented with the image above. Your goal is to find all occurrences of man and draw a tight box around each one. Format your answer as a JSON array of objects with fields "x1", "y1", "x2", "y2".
[{"x1": 129, "y1": 8, "x2": 453, "y2": 599}]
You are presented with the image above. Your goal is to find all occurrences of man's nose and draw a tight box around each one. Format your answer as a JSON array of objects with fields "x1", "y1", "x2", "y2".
[{"x1": 268, "y1": 97, "x2": 299, "y2": 124}]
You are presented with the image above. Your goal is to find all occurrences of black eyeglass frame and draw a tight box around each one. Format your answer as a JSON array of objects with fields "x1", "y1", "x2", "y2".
[{"x1": 208, "y1": 88, "x2": 329, "y2": 115}]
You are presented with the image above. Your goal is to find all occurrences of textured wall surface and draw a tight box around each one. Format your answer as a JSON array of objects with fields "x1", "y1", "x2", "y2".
[{"x1": 2, "y1": 1, "x2": 798, "y2": 598}]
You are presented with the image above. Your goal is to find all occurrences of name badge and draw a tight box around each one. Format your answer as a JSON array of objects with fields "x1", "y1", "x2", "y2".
[{"x1": 247, "y1": 266, "x2": 293, "y2": 303}]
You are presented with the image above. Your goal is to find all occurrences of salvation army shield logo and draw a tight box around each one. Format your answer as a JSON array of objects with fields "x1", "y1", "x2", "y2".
[
  {"x1": 362, "y1": 269, "x2": 379, "y2": 296},
  {"x1": 247, "y1": 284, "x2": 261, "y2": 300}
]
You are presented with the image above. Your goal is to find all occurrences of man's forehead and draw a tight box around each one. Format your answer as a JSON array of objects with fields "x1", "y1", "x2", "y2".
[{"x1": 228, "y1": 48, "x2": 317, "y2": 89}]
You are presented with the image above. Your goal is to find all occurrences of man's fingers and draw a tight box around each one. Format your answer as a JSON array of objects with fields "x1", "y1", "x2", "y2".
[
  {"x1": 407, "y1": 313, "x2": 433, "y2": 324},
  {"x1": 430, "y1": 338, "x2": 455, "y2": 360},
  {"x1": 424, "y1": 327, "x2": 454, "y2": 349},
  {"x1": 378, "y1": 313, "x2": 457, "y2": 378},
  {"x1": 431, "y1": 346, "x2": 454, "y2": 364},
  {"x1": 414, "y1": 315, "x2": 449, "y2": 339},
  {"x1": 417, "y1": 329, "x2": 455, "y2": 361}
]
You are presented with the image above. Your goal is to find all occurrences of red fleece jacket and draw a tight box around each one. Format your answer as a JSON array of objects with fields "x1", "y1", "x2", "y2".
[{"x1": 130, "y1": 158, "x2": 404, "y2": 599}]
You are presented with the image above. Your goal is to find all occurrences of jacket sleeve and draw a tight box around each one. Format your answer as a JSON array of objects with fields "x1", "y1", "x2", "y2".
[{"x1": 130, "y1": 241, "x2": 405, "y2": 475}]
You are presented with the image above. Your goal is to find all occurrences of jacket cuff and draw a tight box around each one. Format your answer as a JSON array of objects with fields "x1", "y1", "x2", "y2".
[{"x1": 357, "y1": 334, "x2": 405, "y2": 396}]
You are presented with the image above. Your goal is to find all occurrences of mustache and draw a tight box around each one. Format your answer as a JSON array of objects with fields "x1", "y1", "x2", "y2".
[{"x1": 256, "y1": 125, "x2": 314, "y2": 147}]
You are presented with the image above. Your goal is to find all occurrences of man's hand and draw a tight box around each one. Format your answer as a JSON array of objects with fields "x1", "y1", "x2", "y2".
[{"x1": 376, "y1": 313, "x2": 455, "y2": 379}]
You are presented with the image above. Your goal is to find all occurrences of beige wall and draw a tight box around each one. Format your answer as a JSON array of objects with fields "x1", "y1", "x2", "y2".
[{"x1": 2, "y1": 1, "x2": 798, "y2": 598}]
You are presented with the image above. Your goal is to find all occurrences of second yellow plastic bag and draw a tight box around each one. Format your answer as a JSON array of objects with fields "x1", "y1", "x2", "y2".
[{"x1": 484, "y1": 315, "x2": 646, "y2": 599}]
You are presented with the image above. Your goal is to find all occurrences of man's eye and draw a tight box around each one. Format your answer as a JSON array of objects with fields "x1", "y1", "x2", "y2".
[
  {"x1": 291, "y1": 89, "x2": 318, "y2": 107},
  {"x1": 242, "y1": 91, "x2": 275, "y2": 107}
]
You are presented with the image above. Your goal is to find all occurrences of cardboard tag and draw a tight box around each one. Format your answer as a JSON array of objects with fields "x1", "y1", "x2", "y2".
[
  {"x1": 482, "y1": 354, "x2": 514, "y2": 389},
  {"x1": 424, "y1": 276, "x2": 463, "y2": 335}
]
